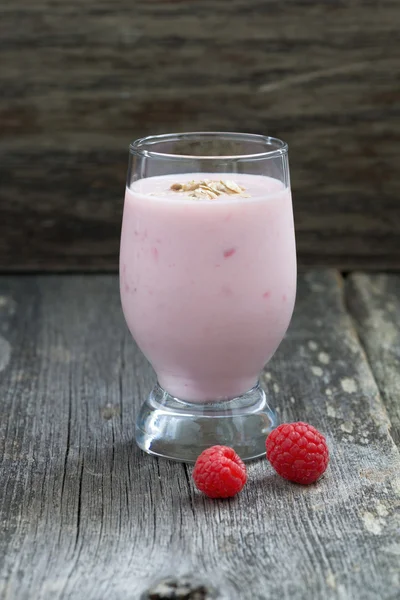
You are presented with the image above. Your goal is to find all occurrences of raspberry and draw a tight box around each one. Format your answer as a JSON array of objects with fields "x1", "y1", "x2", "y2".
[
  {"x1": 192, "y1": 446, "x2": 247, "y2": 498},
  {"x1": 266, "y1": 422, "x2": 329, "y2": 485}
]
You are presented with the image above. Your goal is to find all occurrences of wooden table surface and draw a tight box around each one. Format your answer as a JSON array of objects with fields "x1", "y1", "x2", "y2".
[{"x1": 0, "y1": 271, "x2": 399, "y2": 600}]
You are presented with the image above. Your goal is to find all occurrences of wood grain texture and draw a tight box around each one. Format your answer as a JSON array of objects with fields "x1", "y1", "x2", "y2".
[
  {"x1": 1, "y1": 1, "x2": 399, "y2": 270},
  {"x1": 346, "y1": 273, "x2": 400, "y2": 449},
  {"x1": 0, "y1": 271, "x2": 399, "y2": 599}
]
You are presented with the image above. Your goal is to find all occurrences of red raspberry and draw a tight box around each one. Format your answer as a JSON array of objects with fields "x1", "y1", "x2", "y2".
[
  {"x1": 266, "y1": 422, "x2": 329, "y2": 485},
  {"x1": 192, "y1": 446, "x2": 247, "y2": 498}
]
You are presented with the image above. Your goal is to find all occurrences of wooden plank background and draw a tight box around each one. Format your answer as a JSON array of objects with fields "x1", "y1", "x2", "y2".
[
  {"x1": 1, "y1": 0, "x2": 399, "y2": 271},
  {"x1": 0, "y1": 271, "x2": 399, "y2": 599}
]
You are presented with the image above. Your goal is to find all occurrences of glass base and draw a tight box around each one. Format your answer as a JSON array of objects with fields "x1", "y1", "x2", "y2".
[{"x1": 135, "y1": 382, "x2": 277, "y2": 462}]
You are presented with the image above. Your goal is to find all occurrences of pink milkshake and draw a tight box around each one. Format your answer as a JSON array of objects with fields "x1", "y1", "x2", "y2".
[{"x1": 120, "y1": 172, "x2": 296, "y2": 402}]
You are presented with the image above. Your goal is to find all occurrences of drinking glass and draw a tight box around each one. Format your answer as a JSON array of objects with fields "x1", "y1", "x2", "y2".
[{"x1": 120, "y1": 132, "x2": 296, "y2": 462}]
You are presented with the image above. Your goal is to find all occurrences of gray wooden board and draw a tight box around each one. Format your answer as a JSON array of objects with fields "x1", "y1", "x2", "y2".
[
  {"x1": 1, "y1": 0, "x2": 400, "y2": 270},
  {"x1": 346, "y1": 274, "x2": 400, "y2": 450},
  {"x1": 0, "y1": 271, "x2": 399, "y2": 600}
]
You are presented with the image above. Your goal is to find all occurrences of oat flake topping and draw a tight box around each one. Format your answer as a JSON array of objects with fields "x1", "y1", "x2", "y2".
[{"x1": 170, "y1": 179, "x2": 250, "y2": 199}]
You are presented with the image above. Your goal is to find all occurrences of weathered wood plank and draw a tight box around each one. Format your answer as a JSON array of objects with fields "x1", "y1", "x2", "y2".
[
  {"x1": 1, "y1": 0, "x2": 399, "y2": 270},
  {"x1": 346, "y1": 273, "x2": 400, "y2": 449},
  {"x1": 0, "y1": 272, "x2": 399, "y2": 599}
]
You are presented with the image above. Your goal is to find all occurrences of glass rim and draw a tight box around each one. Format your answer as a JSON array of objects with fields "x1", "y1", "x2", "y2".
[{"x1": 129, "y1": 132, "x2": 288, "y2": 161}]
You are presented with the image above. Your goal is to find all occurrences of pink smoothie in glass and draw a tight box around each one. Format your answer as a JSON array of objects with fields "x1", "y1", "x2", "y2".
[{"x1": 120, "y1": 173, "x2": 296, "y2": 402}]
